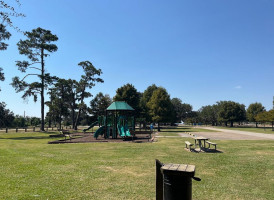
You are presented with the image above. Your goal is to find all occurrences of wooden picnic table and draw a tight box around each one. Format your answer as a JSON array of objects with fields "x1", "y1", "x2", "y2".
[{"x1": 193, "y1": 136, "x2": 209, "y2": 151}]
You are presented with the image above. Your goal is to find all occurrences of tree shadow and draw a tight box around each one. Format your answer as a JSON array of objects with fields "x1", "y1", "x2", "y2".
[
  {"x1": 0, "y1": 136, "x2": 50, "y2": 140},
  {"x1": 188, "y1": 148, "x2": 223, "y2": 154}
]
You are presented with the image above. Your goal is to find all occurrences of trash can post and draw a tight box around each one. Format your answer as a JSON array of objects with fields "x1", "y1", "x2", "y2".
[{"x1": 156, "y1": 159, "x2": 163, "y2": 200}]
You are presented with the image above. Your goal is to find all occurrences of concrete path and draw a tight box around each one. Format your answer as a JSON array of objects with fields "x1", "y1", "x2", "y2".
[{"x1": 194, "y1": 127, "x2": 274, "y2": 140}]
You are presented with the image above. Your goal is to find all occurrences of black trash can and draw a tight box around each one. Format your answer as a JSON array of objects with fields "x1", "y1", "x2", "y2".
[{"x1": 161, "y1": 163, "x2": 196, "y2": 200}]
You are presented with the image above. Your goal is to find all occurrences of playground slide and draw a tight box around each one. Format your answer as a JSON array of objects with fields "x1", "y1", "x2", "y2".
[
  {"x1": 83, "y1": 121, "x2": 98, "y2": 132},
  {"x1": 117, "y1": 125, "x2": 131, "y2": 137},
  {"x1": 117, "y1": 125, "x2": 125, "y2": 137},
  {"x1": 125, "y1": 129, "x2": 131, "y2": 137},
  {"x1": 94, "y1": 126, "x2": 105, "y2": 138},
  {"x1": 125, "y1": 125, "x2": 131, "y2": 137}
]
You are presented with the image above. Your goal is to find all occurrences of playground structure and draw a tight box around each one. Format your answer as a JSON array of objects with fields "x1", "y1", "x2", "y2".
[
  {"x1": 48, "y1": 101, "x2": 153, "y2": 144},
  {"x1": 92, "y1": 101, "x2": 135, "y2": 139}
]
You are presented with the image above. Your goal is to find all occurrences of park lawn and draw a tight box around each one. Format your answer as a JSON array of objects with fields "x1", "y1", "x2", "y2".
[
  {"x1": 0, "y1": 131, "x2": 273, "y2": 200},
  {"x1": 213, "y1": 126, "x2": 274, "y2": 134}
]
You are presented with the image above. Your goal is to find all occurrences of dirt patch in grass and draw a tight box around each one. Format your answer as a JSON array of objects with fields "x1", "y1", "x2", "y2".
[{"x1": 48, "y1": 133, "x2": 154, "y2": 144}]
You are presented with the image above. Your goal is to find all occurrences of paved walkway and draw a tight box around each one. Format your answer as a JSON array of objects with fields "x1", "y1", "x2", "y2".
[
  {"x1": 155, "y1": 127, "x2": 274, "y2": 140},
  {"x1": 191, "y1": 127, "x2": 274, "y2": 140}
]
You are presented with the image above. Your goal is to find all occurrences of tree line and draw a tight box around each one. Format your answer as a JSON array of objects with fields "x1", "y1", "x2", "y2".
[{"x1": 1, "y1": 1, "x2": 273, "y2": 131}]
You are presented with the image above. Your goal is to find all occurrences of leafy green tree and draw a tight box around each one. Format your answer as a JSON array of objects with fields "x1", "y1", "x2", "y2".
[
  {"x1": 74, "y1": 61, "x2": 103, "y2": 130},
  {"x1": 0, "y1": 67, "x2": 4, "y2": 91},
  {"x1": 0, "y1": 24, "x2": 11, "y2": 51},
  {"x1": 255, "y1": 110, "x2": 274, "y2": 131},
  {"x1": 218, "y1": 101, "x2": 246, "y2": 127},
  {"x1": 171, "y1": 97, "x2": 193, "y2": 123},
  {"x1": 113, "y1": 83, "x2": 141, "y2": 114},
  {"x1": 199, "y1": 104, "x2": 218, "y2": 126},
  {"x1": 246, "y1": 102, "x2": 265, "y2": 127},
  {"x1": 46, "y1": 79, "x2": 70, "y2": 129},
  {"x1": 12, "y1": 115, "x2": 26, "y2": 127},
  {"x1": 147, "y1": 87, "x2": 173, "y2": 131},
  {"x1": 255, "y1": 111, "x2": 269, "y2": 130},
  {"x1": 0, "y1": 0, "x2": 25, "y2": 31},
  {"x1": 63, "y1": 79, "x2": 78, "y2": 128},
  {"x1": 0, "y1": 0, "x2": 24, "y2": 50},
  {"x1": 89, "y1": 92, "x2": 112, "y2": 120},
  {"x1": 0, "y1": 102, "x2": 14, "y2": 127},
  {"x1": 11, "y1": 27, "x2": 58, "y2": 131},
  {"x1": 170, "y1": 98, "x2": 182, "y2": 123},
  {"x1": 29, "y1": 117, "x2": 41, "y2": 126},
  {"x1": 185, "y1": 111, "x2": 200, "y2": 124},
  {"x1": 180, "y1": 103, "x2": 193, "y2": 121},
  {"x1": 268, "y1": 110, "x2": 274, "y2": 131},
  {"x1": 139, "y1": 84, "x2": 158, "y2": 123},
  {"x1": 0, "y1": 24, "x2": 11, "y2": 91},
  {"x1": 1, "y1": 1, "x2": 25, "y2": 92}
]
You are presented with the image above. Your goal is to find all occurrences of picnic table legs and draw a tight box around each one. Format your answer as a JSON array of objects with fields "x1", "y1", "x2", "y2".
[{"x1": 198, "y1": 140, "x2": 202, "y2": 152}]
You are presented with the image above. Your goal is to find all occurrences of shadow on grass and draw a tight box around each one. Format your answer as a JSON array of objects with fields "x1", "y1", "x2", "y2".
[
  {"x1": 188, "y1": 148, "x2": 223, "y2": 154},
  {"x1": 0, "y1": 136, "x2": 50, "y2": 140}
]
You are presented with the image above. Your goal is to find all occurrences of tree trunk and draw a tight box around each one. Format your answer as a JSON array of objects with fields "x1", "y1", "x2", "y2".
[
  {"x1": 72, "y1": 107, "x2": 75, "y2": 129},
  {"x1": 40, "y1": 48, "x2": 45, "y2": 131},
  {"x1": 59, "y1": 115, "x2": 62, "y2": 130},
  {"x1": 157, "y1": 122, "x2": 160, "y2": 132},
  {"x1": 256, "y1": 122, "x2": 258, "y2": 128},
  {"x1": 230, "y1": 121, "x2": 233, "y2": 127},
  {"x1": 272, "y1": 121, "x2": 273, "y2": 131},
  {"x1": 74, "y1": 111, "x2": 80, "y2": 130},
  {"x1": 74, "y1": 90, "x2": 85, "y2": 130},
  {"x1": 48, "y1": 117, "x2": 52, "y2": 128},
  {"x1": 225, "y1": 122, "x2": 227, "y2": 127}
]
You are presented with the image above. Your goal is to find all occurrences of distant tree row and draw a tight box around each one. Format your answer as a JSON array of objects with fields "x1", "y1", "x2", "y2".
[
  {"x1": 1, "y1": 80, "x2": 273, "y2": 130},
  {"x1": 193, "y1": 102, "x2": 274, "y2": 128},
  {"x1": 0, "y1": 102, "x2": 40, "y2": 127}
]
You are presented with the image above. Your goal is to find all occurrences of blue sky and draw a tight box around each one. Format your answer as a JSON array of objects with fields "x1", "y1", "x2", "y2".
[{"x1": 1, "y1": 0, "x2": 274, "y2": 117}]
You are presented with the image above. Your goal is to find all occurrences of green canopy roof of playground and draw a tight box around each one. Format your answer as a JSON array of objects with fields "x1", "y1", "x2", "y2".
[{"x1": 106, "y1": 101, "x2": 134, "y2": 111}]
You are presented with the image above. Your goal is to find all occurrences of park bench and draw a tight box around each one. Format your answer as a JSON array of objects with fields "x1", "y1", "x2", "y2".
[
  {"x1": 185, "y1": 141, "x2": 194, "y2": 150},
  {"x1": 206, "y1": 141, "x2": 217, "y2": 150}
]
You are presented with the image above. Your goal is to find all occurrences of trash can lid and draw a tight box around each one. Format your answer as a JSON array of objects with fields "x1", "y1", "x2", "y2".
[{"x1": 161, "y1": 163, "x2": 195, "y2": 177}]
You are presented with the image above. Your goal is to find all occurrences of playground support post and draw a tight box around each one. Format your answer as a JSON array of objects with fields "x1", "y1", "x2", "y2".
[{"x1": 105, "y1": 110, "x2": 108, "y2": 138}]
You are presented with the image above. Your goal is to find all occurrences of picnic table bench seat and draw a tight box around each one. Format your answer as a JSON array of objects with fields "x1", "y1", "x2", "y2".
[
  {"x1": 185, "y1": 141, "x2": 194, "y2": 150},
  {"x1": 206, "y1": 141, "x2": 217, "y2": 150}
]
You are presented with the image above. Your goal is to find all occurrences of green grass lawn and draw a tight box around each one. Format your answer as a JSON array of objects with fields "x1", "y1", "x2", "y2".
[
  {"x1": 213, "y1": 126, "x2": 274, "y2": 134},
  {"x1": 0, "y1": 130, "x2": 273, "y2": 199}
]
